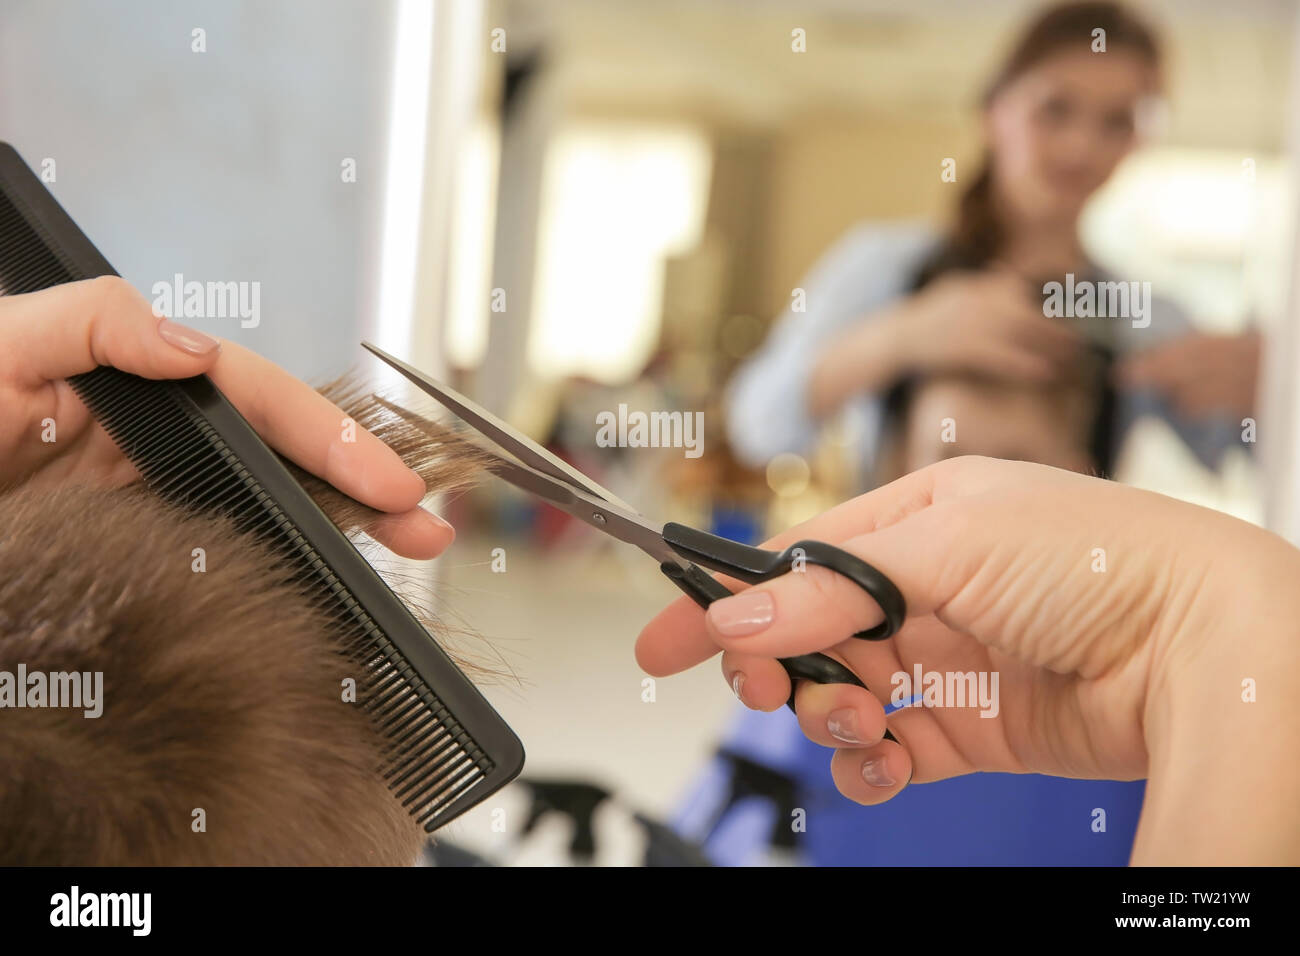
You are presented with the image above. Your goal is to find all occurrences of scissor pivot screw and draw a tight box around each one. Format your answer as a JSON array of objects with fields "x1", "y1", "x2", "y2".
[{"x1": 592, "y1": 512, "x2": 607, "y2": 525}]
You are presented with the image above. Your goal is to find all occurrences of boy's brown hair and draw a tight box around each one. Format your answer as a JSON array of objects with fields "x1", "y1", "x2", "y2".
[{"x1": 0, "y1": 379, "x2": 490, "y2": 865}]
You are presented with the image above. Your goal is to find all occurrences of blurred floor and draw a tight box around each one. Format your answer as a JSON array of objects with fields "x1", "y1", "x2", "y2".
[{"x1": 430, "y1": 530, "x2": 736, "y2": 854}]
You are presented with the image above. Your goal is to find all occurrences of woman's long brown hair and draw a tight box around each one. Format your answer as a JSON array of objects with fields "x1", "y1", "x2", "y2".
[{"x1": 923, "y1": 1, "x2": 1161, "y2": 280}]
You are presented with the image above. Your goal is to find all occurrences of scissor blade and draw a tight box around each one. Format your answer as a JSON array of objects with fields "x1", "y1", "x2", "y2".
[
  {"x1": 364, "y1": 378, "x2": 686, "y2": 568},
  {"x1": 362, "y1": 342, "x2": 638, "y2": 514},
  {"x1": 478, "y1": 450, "x2": 683, "y2": 566}
]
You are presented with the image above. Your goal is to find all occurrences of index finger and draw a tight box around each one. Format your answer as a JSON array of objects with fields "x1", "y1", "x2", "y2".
[
  {"x1": 0, "y1": 276, "x2": 429, "y2": 518},
  {"x1": 635, "y1": 458, "x2": 970, "y2": 677},
  {"x1": 208, "y1": 341, "x2": 427, "y2": 515},
  {"x1": 0, "y1": 276, "x2": 222, "y2": 384}
]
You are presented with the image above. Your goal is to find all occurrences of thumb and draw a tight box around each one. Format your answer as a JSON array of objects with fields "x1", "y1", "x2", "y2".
[
  {"x1": 702, "y1": 501, "x2": 979, "y2": 660},
  {"x1": 0, "y1": 276, "x2": 222, "y2": 387}
]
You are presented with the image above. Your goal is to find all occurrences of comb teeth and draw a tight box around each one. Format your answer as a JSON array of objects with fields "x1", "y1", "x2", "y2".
[
  {"x1": 0, "y1": 187, "x2": 76, "y2": 294},
  {"x1": 0, "y1": 143, "x2": 523, "y2": 833},
  {"x1": 70, "y1": 367, "x2": 495, "y2": 828}
]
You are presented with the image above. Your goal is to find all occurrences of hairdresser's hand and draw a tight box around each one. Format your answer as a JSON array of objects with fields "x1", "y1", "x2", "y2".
[
  {"x1": 897, "y1": 269, "x2": 1080, "y2": 381},
  {"x1": 0, "y1": 276, "x2": 453, "y2": 559},
  {"x1": 808, "y1": 269, "x2": 1080, "y2": 419},
  {"x1": 636, "y1": 456, "x2": 1300, "y2": 864},
  {"x1": 1117, "y1": 329, "x2": 1260, "y2": 419}
]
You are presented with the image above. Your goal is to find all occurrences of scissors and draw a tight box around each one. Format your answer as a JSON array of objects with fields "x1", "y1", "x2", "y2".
[{"x1": 362, "y1": 343, "x2": 907, "y2": 727}]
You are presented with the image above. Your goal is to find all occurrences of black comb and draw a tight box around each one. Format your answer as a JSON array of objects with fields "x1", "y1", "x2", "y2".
[{"x1": 0, "y1": 142, "x2": 524, "y2": 833}]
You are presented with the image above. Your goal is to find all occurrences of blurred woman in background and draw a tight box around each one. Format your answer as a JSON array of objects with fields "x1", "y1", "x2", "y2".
[
  {"x1": 681, "y1": 0, "x2": 1258, "y2": 867},
  {"x1": 727, "y1": 0, "x2": 1254, "y2": 483}
]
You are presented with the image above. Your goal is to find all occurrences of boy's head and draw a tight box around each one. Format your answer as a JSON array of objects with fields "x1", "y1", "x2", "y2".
[{"x1": 0, "y1": 381, "x2": 487, "y2": 865}]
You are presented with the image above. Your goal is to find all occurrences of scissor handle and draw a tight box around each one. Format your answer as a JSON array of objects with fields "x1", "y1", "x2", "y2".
[
  {"x1": 662, "y1": 523, "x2": 905, "y2": 639},
  {"x1": 659, "y1": 523, "x2": 906, "y2": 726}
]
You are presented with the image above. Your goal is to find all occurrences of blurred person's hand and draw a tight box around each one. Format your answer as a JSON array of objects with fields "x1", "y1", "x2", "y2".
[
  {"x1": 636, "y1": 455, "x2": 1300, "y2": 864},
  {"x1": 1116, "y1": 329, "x2": 1260, "y2": 419},
  {"x1": 895, "y1": 269, "x2": 1081, "y2": 381},
  {"x1": 0, "y1": 276, "x2": 454, "y2": 559},
  {"x1": 809, "y1": 270, "x2": 1081, "y2": 419}
]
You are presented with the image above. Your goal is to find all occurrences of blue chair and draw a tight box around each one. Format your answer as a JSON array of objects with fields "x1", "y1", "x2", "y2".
[{"x1": 674, "y1": 705, "x2": 1144, "y2": 866}]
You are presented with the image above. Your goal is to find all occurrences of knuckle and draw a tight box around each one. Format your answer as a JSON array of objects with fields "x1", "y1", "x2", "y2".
[
  {"x1": 90, "y1": 273, "x2": 129, "y2": 300},
  {"x1": 931, "y1": 453, "x2": 982, "y2": 481},
  {"x1": 90, "y1": 274, "x2": 147, "y2": 317},
  {"x1": 799, "y1": 564, "x2": 876, "y2": 633},
  {"x1": 801, "y1": 563, "x2": 842, "y2": 603}
]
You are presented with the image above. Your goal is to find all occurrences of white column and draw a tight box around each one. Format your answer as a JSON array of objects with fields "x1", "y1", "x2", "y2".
[{"x1": 1261, "y1": 9, "x2": 1300, "y2": 543}]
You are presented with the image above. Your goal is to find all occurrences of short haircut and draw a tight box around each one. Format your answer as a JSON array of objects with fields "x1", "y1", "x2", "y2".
[{"x1": 0, "y1": 378, "x2": 491, "y2": 865}]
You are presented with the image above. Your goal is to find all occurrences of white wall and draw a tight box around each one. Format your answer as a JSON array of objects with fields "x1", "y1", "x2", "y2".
[{"x1": 0, "y1": 0, "x2": 397, "y2": 380}]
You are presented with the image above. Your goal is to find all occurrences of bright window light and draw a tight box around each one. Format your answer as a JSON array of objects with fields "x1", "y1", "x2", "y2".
[
  {"x1": 375, "y1": 0, "x2": 435, "y2": 353},
  {"x1": 528, "y1": 123, "x2": 712, "y2": 382},
  {"x1": 1082, "y1": 148, "x2": 1291, "y2": 329},
  {"x1": 445, "y1": 119, "x2": 500, "y2": 368}
]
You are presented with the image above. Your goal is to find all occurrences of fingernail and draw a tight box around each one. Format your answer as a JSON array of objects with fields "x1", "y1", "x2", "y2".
[
  {"x1": 157, "y1": 317, "x2": 220, "y2": 355},
  {"x1": 827, "y1": 708, "x2": 864, "y2": 745},
  {"x1": 861, "y1": 757, "x2": 896, "y2": 788},
  {"x1": 708, "y1": 590, "x2": 774, "y2": 637},
  {"x1": 423, "y1": 509, "x2": 454, "y2": 539},
  {"x1": 730, "y1": 671, "x2": 747, "y2": 705}
]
